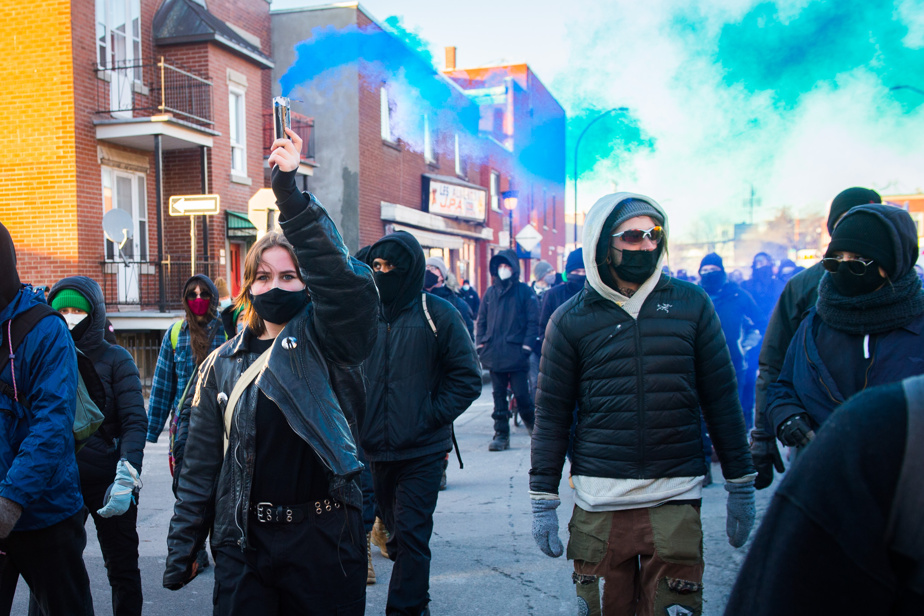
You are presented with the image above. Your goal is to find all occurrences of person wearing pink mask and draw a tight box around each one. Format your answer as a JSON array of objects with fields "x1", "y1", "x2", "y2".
[{"x1": 146, "y1": 274, "x2": 224, "y2": 570}]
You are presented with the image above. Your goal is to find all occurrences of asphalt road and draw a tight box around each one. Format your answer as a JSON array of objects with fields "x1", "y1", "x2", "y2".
[{"x1": 11, "y1": 384, "x2": 777, "y2": 615}]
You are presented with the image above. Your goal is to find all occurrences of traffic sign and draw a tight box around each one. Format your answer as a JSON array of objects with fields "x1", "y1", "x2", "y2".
[
  {"x1": 169, "y1": 194, "x2": 220, "y2": 216},
  {"x1": 515, "y1": 224, "x2": 543, "y2": 252}
]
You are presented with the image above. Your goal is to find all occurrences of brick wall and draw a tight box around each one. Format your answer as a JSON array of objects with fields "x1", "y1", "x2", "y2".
[{"x1": 0, "y1": 0, "x2": 78, "y2": 286}]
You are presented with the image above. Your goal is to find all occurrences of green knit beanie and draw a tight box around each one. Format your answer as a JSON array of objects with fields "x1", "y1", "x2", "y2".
[{"x1": 51, "y1": 289, "x2": 92, "y2": 313}]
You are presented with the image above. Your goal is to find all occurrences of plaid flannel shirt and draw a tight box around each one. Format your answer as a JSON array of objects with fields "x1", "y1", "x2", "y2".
[{"x1": 146, "y1": 319, "x2": 225, "y2": 442}]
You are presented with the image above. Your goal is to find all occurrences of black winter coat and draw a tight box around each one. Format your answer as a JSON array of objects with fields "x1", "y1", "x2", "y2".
[
  {"x1": 476, "y1": 250, "x2": 539, "y2": 372},
  {"x1": 362, "y1": 231, "x2": 481, "y2": 462},
  {"x1": 164, "y1": 192, "x2": 378, "y2": 586},
  {"x1": 530, "y1": 275, "x2": 755, "y2": 495},
  {"x1": 47, "y1": 276, "x2": 146, "y2": 485},
  {"x1": 428, "y1": 285, "x2": 474, "y2": 340},
  {"x1": 538, "y1": 276, "x2": 584, "y2": 351}
]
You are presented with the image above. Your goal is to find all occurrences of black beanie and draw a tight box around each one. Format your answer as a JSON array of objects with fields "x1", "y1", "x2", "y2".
[
  {"x1": 828, "y1": 187, "x2": 881, "y2": 234},
  {"x1": 565, "y1": 249, "x2": 584, "y2": 274},
  {"x1": 827, "y1": 212, "x2": 896, "y2": 277},
  {"x1": 0, "y1": 223, "x2": 21, "y2": 312},
  {"x1": 699, "y1": 252, "x2": 724, "y2": 272},
  {"x1": 595, "y1": 198, "x2": 664, "y2": 267}
]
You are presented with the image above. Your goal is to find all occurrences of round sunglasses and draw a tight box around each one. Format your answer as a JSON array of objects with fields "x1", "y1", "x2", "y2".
[
  {"x1": 611, "y1": 226, "x2": 663, "y2": 245},
  {"x1": 821, "y1": 257, "x2": 874, "y2": 276}
]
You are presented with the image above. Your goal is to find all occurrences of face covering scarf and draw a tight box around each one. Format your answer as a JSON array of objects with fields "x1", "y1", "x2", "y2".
[
  {"x1": 250, "y1": 287, "x2": 308, "y2": 325},
  {"x1": 700, "y1": 271, "x2": 727, "y2": 295},
  {"x1": 188, "y1": 298, "x2": 211, "y2": 316},
  {"x1": 613, "y1": 249, "x2": 660, "y2": 284},
  {"x1": 374, "y1": 271, "x2": 404, "y2": 305}
]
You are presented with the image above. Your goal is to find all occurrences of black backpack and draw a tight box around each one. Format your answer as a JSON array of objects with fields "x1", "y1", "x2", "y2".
[{"x1": 0, "y1": 303, "x2": 107, "y2": 451}]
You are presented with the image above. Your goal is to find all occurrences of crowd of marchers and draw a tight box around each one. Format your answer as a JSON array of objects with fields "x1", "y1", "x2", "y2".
[{"x1": 0, "y1": 126, "x2": 921, "y2": 616}]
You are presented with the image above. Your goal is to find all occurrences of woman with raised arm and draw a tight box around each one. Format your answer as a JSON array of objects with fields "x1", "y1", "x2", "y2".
[{"x1": 163, "y1": 128, "x2": 378, "y2": 615}]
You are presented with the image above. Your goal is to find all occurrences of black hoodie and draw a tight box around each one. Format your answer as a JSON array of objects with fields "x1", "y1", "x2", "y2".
[
  {"x1": 48, "y1": 277, "x2": 146, "y2": 483},
  {"x1": 0, "y1": 223, "x2": 20, "y2": 313},
  {"x1": 360, "y1": 232, "x2": 481, "y2": 461},
  {"x1": 367, "y1": 231, "x2": 425, "y2": 322},
  {"x1": 477, "y1": 249, "x2": 539, "y2": 372}
]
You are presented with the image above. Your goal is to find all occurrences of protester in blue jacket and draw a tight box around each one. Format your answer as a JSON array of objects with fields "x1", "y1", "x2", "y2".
[
  {"x1": 767, "y1": 204, "x2": 924, "y2": 447},
  {"x1": 0, "y1": 223, "x2": 94, "y2": 615}
]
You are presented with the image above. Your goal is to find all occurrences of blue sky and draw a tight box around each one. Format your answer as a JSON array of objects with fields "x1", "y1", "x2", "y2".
[{"x1": 269, "y1": 0, "x2": 924, "y2": 239}]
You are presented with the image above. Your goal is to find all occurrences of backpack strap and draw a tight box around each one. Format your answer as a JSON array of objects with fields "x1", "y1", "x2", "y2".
[
  {"x1": 170, "y1": 320, "x2": 183, "y2": 351},
  {"x1": 421, "y1": 293, "x2": 437, "y2": 338},
  {"x1": 891, "y1": 376, "x2": 924, "y2": 595},
  {"x1": 0, "y1": 304, "x2": 62, "y2": 404},
  {"x1": 223, "y1": 347, "x2": 272, "y2": 455}
]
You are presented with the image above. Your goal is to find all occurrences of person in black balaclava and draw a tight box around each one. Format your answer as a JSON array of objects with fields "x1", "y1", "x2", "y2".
[
  {"x1": 0, "y1": 223, "x2": 95, "y2": 615},
  {"x1": 766, "y1": 203, "x2": 924, "y2": 451},
  {"x1": 361, "y1": 231, "x2": 481, "y2": 616},
  {"x1": 751, "y1": 186, "x2": 883, "y2": 490},
  {"x1": 538, "y1": 248, "x2": 586, "y2": 351},
  {"x1": 697, "y1": 253, "x2": 765, "y2": 429}
]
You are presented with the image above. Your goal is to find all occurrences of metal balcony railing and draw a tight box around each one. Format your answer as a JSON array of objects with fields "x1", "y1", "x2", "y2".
[
  {"x1": 94, "y1": 57, "x2": 213, "y2": 128},
  {"x1": 99, "y1": 258, "x2": 222, "y2": 311},
  {"x1": 263, "y1": 109, "x2": 316, "y2": 163}
]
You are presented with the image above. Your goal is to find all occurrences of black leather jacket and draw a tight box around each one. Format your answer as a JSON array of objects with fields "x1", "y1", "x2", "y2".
[{"x1": 164, "y1": 193, "x2": 378, "y2": 588}]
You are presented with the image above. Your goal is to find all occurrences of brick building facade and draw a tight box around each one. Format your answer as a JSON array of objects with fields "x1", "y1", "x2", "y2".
[{"x1": 270, "y1": 2, "x2": 566, "y2": 295}]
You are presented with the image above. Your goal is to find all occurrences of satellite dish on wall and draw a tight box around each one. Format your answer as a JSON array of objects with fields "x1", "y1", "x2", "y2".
[{"x1": 102, "y1": 208, "x2": 133, "y2": 249}]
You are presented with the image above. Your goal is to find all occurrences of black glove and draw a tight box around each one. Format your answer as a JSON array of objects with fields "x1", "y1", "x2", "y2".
[
  {"x1": 777, "y1": 413, "x2": 814, "y2": 448},
  {"x1": 749, "y1": 430, "x2": 785, "y2": 490}
]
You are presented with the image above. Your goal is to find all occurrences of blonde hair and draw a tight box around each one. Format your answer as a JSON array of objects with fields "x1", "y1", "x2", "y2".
[{"x1": 234, "y1": 232, "x2": 307, "y2": 336}]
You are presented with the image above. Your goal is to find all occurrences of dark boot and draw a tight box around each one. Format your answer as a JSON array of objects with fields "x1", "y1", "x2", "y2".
[{"x1": 488, "y1": 432, "x2": 510, "y2": 451}]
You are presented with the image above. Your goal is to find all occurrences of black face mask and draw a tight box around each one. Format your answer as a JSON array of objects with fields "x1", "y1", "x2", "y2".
[
  {"x1": 424, "y1": 270, "x2": 440, "y2": 290},
  {"x1": 568, "y1": 274, "x2": 586, "y2": 288},
  {"x1": 374, "y1": 270, "x2": 404, "y2": 305},
  {"x1": 830, "y1": 262, "x2": 886, "y2": 297},
  {"x1": 250, "y1": 287, "x2": 308, "y2": 326},
  {"x1": 753, "y1": 265, "x2": 773, "y2": 282},
  {"x1": 700, "y1": 271, "x2": 726, "y2": 295},
  {"x1": 614, "y1": 249, "x2": 660, "y2": 284}
]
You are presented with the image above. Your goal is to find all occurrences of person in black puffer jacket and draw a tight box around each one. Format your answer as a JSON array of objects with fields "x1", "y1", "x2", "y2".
[
  {"x1": 476, "y1": 249, "x2": 539, "y2": 451},
  {"x1": 538, "y1": 248, "x2": 586, "y2": 351},
  {"x1": 361, "y1": 231, "x2": 481, "y2": 616},
  {"x1": 529, "y1": 192, "x2": 756, "y2": 616},
  {"x1": 47, "y1": 276, "x2": 146, "y2": 616}
]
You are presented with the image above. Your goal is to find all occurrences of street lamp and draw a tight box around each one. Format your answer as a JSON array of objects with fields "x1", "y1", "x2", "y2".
[
  {"x1": 573, "y1": 107, "x2": 629, "y2": 244},
  {"x1": 502, "y1": 189, "x2": 519, "y2": 249}
]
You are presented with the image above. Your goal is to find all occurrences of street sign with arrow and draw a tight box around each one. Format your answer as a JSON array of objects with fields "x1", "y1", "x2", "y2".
[{"x1": 169, "y1": 194, "x2": 220, "y2": 216}]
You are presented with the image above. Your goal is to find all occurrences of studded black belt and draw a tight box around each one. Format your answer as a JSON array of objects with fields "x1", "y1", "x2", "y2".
[{"x1": 250, "y1": 499, "x2": 341, "y2": 523}]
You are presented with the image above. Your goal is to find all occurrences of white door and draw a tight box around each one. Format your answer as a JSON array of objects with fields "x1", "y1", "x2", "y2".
[
  {"x1": 106, "y1": 0, "x2": 138, "y2": 118},
  {"x1": 103, "y1": 169, "x2": 147, "y2": 304}
]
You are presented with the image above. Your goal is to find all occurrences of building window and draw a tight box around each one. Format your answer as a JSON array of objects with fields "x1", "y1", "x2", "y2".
[
  {"x1": 97, "y1": 0, "x2": 141, "y2": 75},
  {"x1": 424, "y1": 115, "x2": 435, "y2": 164},
  {"x1": 380, "y1": 87, "x2": 393, "y2": 142},
  {"x1": 552, "y1": 195, "x2": 557, "y2": 231},
  {"x1": 490, "y1": 171, "x2": 501, "y2": 212},
  {"x1": 454, "y1": 134, "x2": 463, "y2": 177},
  {"x1": 229, "y1": 87, "x2": 246, "y2": 176},
  {"x1": 102, "y1": 167, "x2": 147, "y2": 261}
]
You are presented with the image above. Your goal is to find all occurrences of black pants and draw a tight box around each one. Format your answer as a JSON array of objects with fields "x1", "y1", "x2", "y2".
[
  {"x1": 490, "y1": 370, "x2": 535, "y2": 434},
  {"x1": 372, "y1": 452, "x2": 444, "y2": 616},
  {"x1": 213, "y1": 504, "x2": 366, "y2": 616},
  {"x1": 0, "y1": 510, "x2": 94, "y2": 616}
]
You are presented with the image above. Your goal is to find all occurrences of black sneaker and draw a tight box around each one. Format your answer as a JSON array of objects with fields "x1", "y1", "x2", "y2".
[{"x1": 488, "y1": 433, "x2": 510, "y2": 451}]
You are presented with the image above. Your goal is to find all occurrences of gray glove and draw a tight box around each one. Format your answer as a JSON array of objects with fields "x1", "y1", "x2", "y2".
[
  {"x1": 0, "y1": 497, "x2": 23, "y2": 539},
  {"x1": 725, "y1": 480, "x2": 756, "y2": 548},
  {"x1": 531, "y1": 498, "x2": 563, "y2": 558}
]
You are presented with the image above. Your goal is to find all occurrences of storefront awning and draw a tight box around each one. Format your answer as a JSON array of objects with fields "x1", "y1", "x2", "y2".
[
  {"x1": 388, "y1": 224, "x2": 465, "y2": 250},
  {"x1": 226, "y1": 210, "x2": 257, "y2": 239}
]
